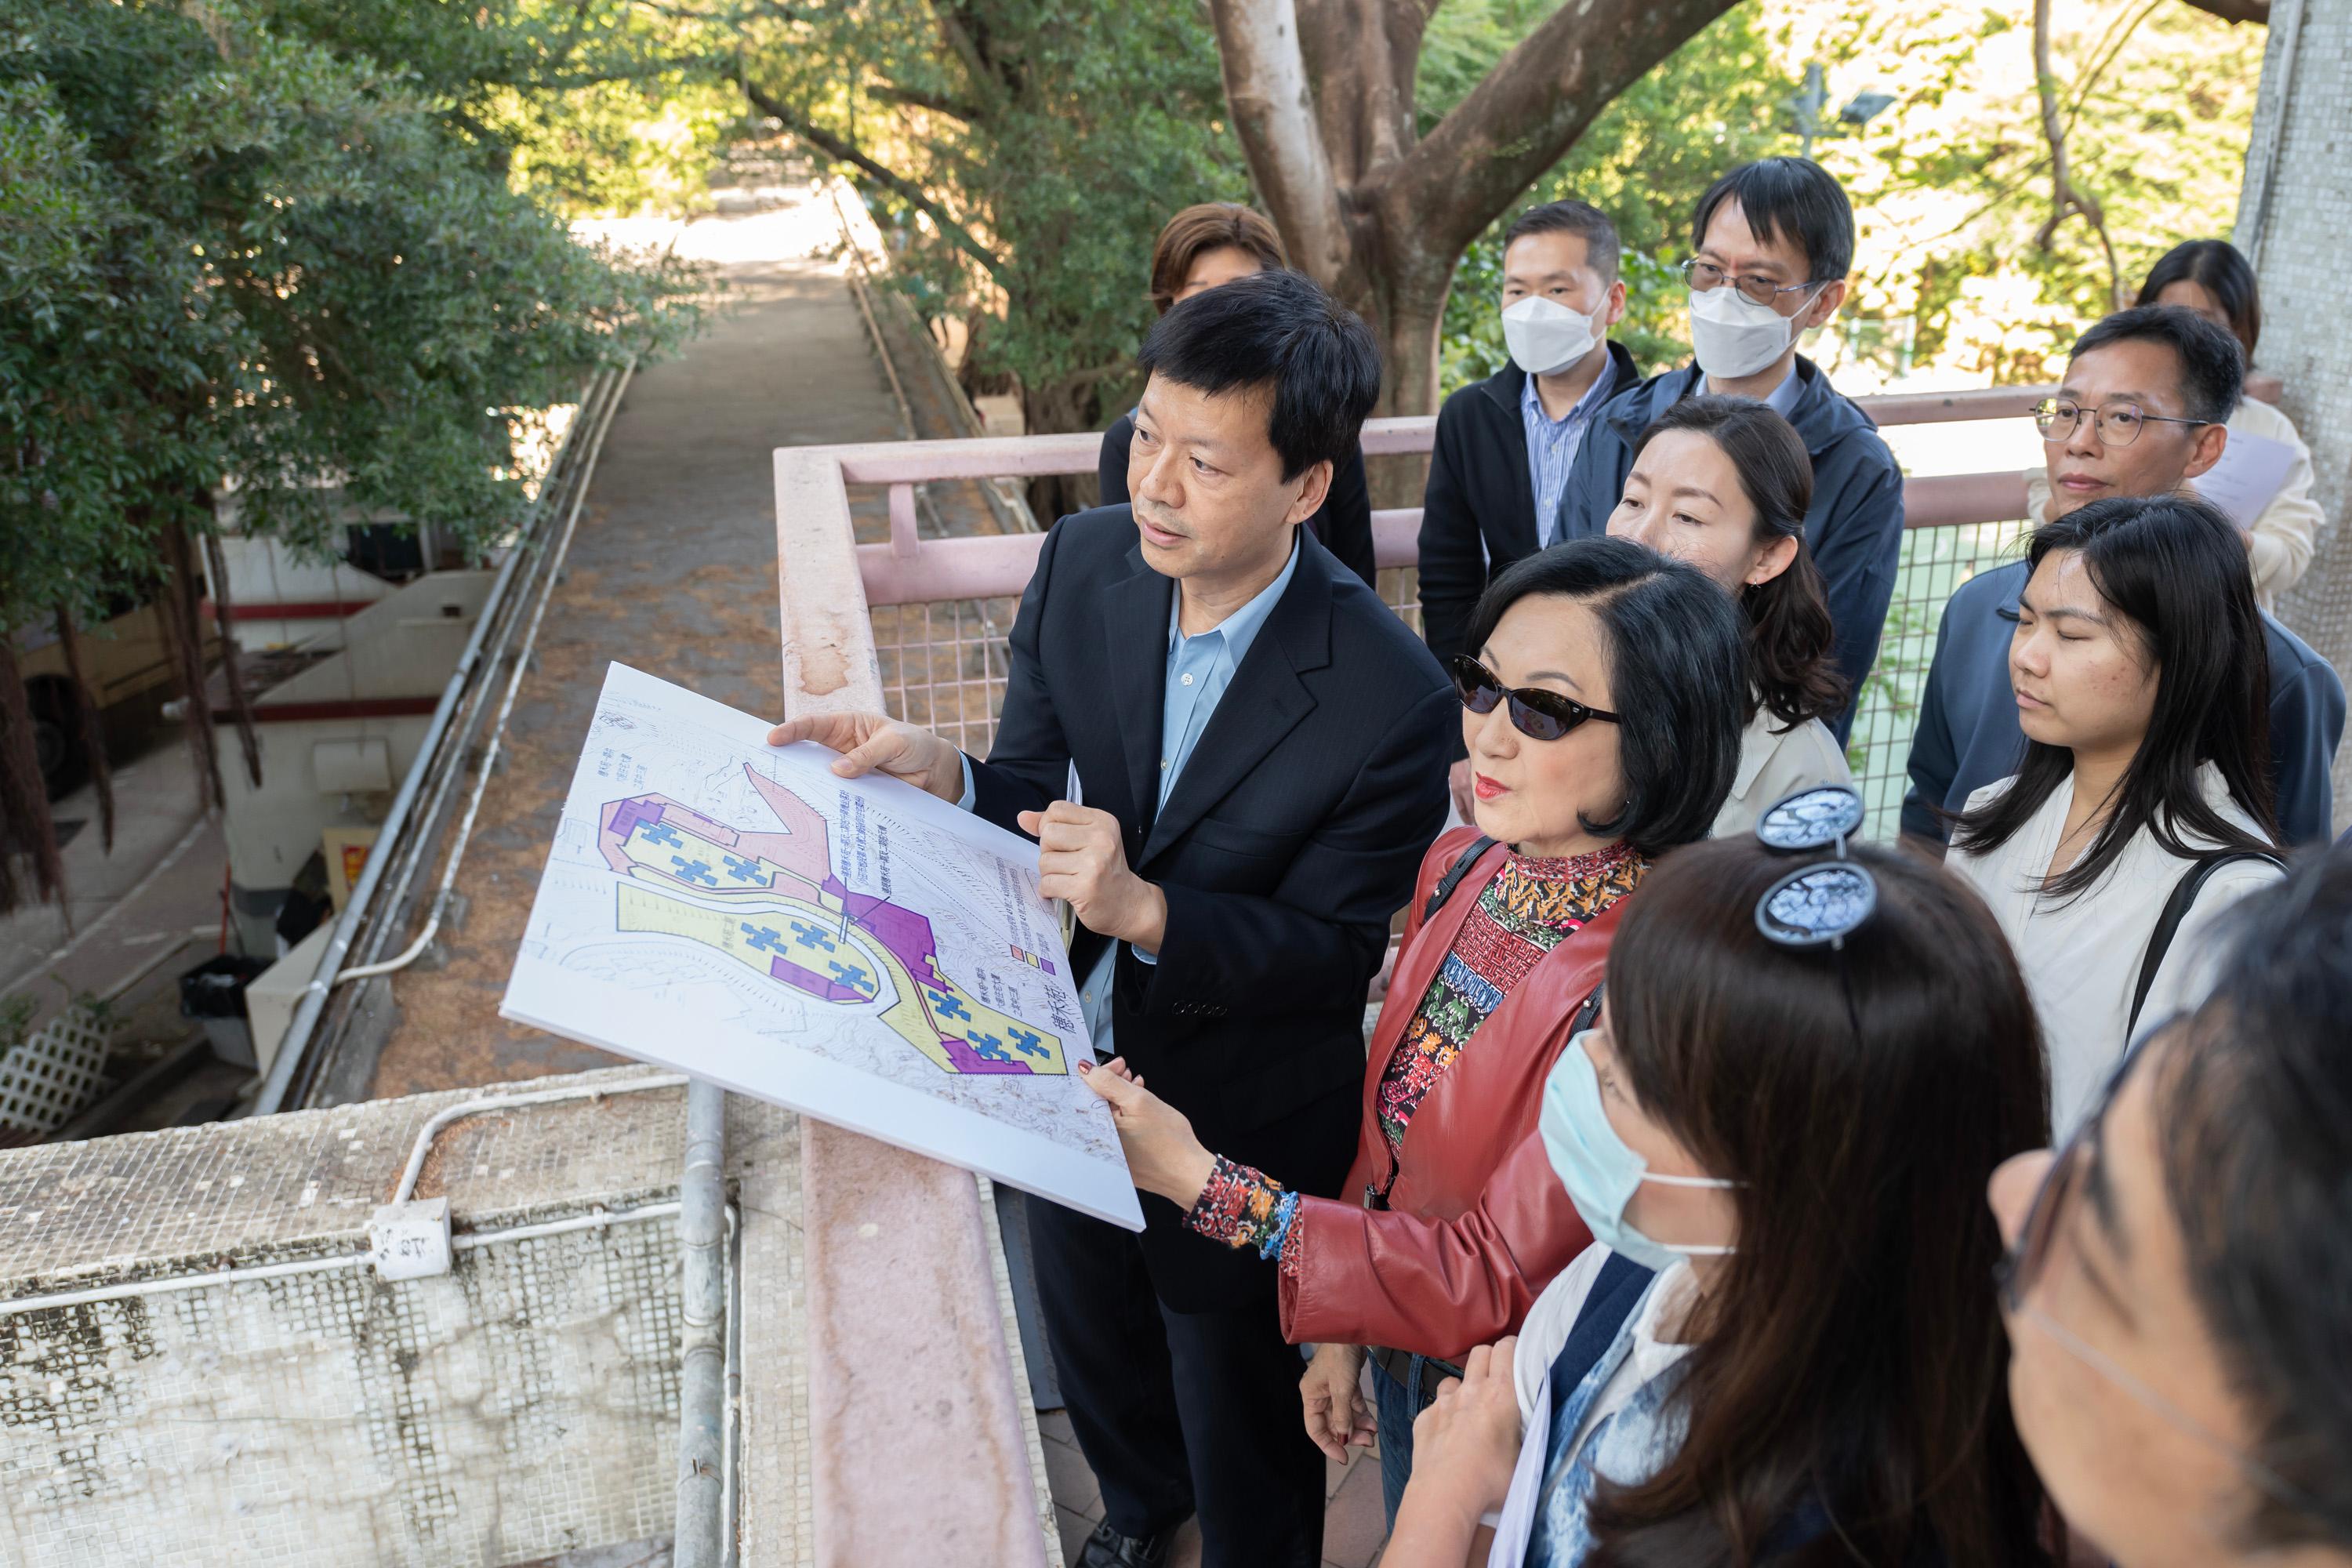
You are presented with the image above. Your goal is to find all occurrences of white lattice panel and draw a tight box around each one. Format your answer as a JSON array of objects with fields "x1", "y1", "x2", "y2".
[{"x1": 0, "y1": 1006, "x2": 113, "y2": 1134}]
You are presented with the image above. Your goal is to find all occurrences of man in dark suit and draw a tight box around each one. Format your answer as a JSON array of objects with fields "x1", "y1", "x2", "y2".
[{"x1": 770, "y1": 271, "x2": 1453, "y2": 1568}]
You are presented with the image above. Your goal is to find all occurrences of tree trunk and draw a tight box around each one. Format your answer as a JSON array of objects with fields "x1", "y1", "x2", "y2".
[{"x1": 1210, "y1": 0, "x2": 1745, "y2": 415}]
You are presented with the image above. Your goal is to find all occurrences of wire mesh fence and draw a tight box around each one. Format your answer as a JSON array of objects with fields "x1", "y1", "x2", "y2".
[{"x1": 865, "y1": 522, "x2": 2031, "y2": 842}]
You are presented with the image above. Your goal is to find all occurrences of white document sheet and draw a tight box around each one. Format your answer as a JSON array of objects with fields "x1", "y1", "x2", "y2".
[
  {"x1": 2193, "y1": 428, "x2": 2296, "y2": 531},
  {"x1": 501, "y1": 662, "x2": 1142, "y2": 1230}
]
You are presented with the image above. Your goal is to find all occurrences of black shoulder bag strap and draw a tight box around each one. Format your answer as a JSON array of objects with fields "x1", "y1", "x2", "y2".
[
  {"x1": 1420, "y1": 836, "x2": 1498, "y2": 925},
  {"x1": 2127, "y1": 851, "x2": 2285, "y2": 1040}
]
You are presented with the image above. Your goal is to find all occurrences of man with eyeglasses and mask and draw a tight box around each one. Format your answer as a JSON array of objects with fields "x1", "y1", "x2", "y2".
[
  {"x1": 1987, "y1": 840, "x2": 2352, "y2": 1568},
  {"x1": 1901, "y1": 305, "x2": 2344, "y2": 856},
  {"x1": 1554, "y1": 157, "x2": 1904, "y2": 743}
]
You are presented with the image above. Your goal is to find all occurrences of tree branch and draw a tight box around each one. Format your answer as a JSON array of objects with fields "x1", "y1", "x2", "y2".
[
  {"x1": 1389, "y1": 0, "x2": 1744, "y2": 257},
  {"x1": 2178, "y1": 0, "x2": 2267, "y2": 23},
  {"x1": 2032, "y1": 0, "x2": 2124, "y2": 311},
  {"x1": 866, "y1": 83, "x2": 982, "y2": 122},
  {"x1": 1205, "y1": 0, "x2": 1356, "y2": 292},
  {"x1": 736, "y1": 80, "x2": 1006, "y2": 281}
]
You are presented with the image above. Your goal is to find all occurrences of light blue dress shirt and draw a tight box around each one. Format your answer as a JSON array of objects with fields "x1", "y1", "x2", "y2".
[
  {"x1": 1520, "y1": 357, "x2": 1618, "y2": 550},
  {"x1": 1700, "y1": 361, "x2": 1802, "y2": 418},
  {"x1": 958, "y1": 537, "x2": 1300, "y2": 1058}
]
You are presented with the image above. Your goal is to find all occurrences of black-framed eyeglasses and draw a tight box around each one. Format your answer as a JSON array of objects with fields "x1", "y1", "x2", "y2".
[
  {"x1": 1992, "y1": 1034, "x2": 2329, "y2": 1519},
  {"x1": 2032, "y1": 397, "x2": 2211, "y2": 448},
  {"x1": 1679, "y1": 258, "x2": 1829, "y2": 312},
  {"x1": 1449, "y1": 655, "x2": 1619, "y2": 742},
  {"x1": 1751, "y1": 786, "x2": 1877, "y2": 949}
]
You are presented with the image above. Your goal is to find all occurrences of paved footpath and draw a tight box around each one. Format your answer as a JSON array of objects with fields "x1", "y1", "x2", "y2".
[{"x1": 369, "y1": 185, "x2": 1386, "y2": 1568}]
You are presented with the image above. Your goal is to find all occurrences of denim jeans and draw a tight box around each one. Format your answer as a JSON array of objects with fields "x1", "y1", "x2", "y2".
[{"x1": 1368, "y1": 1353, "x2": 1426, "y2": 1529}]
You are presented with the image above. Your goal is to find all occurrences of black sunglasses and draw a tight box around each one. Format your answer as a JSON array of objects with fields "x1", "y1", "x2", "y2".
[{"x1": 1449, "y1": 655, "x2": 1619, "y2": 742}]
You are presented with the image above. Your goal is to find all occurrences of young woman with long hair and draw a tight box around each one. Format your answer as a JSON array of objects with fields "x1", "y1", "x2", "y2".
[
  {"x1": 1946, "y1": 493, "x2": 2283, "y2": 1134},
  {"x1": 1605, "y1": 395, "x2": 1851, "y2": 834},
  {"x1": 1390, "y1": 827, "x2": 2058, "y2": 1568}
]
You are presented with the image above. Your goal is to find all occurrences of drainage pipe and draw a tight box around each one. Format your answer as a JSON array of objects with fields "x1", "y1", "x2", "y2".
[{"x1": 673, "y1": 1080, "x2": 728, "y2": 1568}]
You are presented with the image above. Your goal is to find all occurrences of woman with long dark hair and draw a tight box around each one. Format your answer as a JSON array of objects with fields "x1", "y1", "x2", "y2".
[
  {"x1": 1947, "y1": 494, "x2": 2282, "y2": 1134},
  {"x1": 1388, "y1": 826, "x2": 2057, "y2": 1568},
  {"x1": 1094, "y1": 203, "x2": 1377, "y2": 584},
  {"x1": 1080, "y1": 539, "x2": 1750, "y2": 1524},
  {"x1": 1605, "y1": 395, "x2": 1850, "y2": 834}
]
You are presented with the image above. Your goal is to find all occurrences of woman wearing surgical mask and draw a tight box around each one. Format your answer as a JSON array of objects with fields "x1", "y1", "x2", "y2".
[
  {"x1": 1946, "y1": 495, "x2": 2284, "y2": 1137},
  {"x1": 1606, "y1": 396, "x2": 1851, "y2": 835},
  {"x1": 1096, "y1": 203, "x2": 1377, "y2": 585},
  {"x1": 1081, "y1": 539, "x2": 1749, "y2": 1526},
  {"x1": 1388, "y1": 814, "x2": 2057, "y2": 1568}
]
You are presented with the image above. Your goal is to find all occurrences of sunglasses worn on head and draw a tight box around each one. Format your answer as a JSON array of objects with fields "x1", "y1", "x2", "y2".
[{"x1": 1450, "y1": 655, "x2": 1618, "y2": 741}]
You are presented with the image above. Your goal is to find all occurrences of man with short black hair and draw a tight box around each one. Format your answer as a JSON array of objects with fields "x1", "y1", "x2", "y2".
[
  {"x1": 771, "y1": 270, "x2": 1452, "y2": 1568},
  {"x1": 1989, "y1": 840, "x2": 2352, "y2": 1568},
  {"x1": 1555, "y1": 158, "x2": 1903, "y2": 742},
  {"x1": 1417, "y1": 198, "x2": 1637, "y2": 811},
  {"x1": 1902, "y1": 305, "x2": 2344, "y2": 852}
]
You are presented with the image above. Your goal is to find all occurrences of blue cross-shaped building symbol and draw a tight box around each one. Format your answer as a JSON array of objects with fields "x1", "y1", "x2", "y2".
[
  {"x1": 925, "y1": 989, "x2": 971, "y2": 1021},
  {"x1": 670, "y1": 856, "x2": 718, "y2": 886},
  {"x1": 1007, "y1": 1026, "x2": 1047, "y2": 1059},
  {"x1": 788, "y1": 920, "x2": 837, "y2": 953},
  {"x1": 722, "y1": 854, "x2": 766, "y2": 884},
  {"x1": 638, "y1": 821, "x2": 683, "y2": 848},
  {"x1": 966, "y1": 1030, "x2": 1011, "y2": 1062},
  {"x1": 740, "y1": 924, "x2": 787, "y2": 954},
  {"x1": 827, "y1": 959, "x2": 871, "y2": 993}
]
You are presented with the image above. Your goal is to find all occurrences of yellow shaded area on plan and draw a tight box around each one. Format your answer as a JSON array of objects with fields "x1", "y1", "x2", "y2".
[{"x1": 613, "y1": 875, "x2": 1069, "y2": 1079}]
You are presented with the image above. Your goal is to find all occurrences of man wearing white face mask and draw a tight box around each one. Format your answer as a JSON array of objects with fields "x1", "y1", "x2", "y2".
[
  {"x1": 1419, "y1": 201, "x2": 1639, "y2": 815},
  {"x1": 1555, "y1": 158, "x2": 1904, "y2": 745}
]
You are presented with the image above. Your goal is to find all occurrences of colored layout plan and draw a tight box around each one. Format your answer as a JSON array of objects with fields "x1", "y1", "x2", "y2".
[{"x1": 597, "y1": 773, "x2": 1067, "y2": 1077}]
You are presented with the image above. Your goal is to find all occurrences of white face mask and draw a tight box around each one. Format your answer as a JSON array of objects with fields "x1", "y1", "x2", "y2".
[
  {"x1": 1686, "y1": 280, "x2": 1819, "y2": 382},
  {"x1": 1501, "y1": 296, "x2": 1600, "y2": 378}
]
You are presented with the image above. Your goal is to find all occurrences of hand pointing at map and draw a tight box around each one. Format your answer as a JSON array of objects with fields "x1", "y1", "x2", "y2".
[
  {"x1": 1018, "y1": 801, "x2": 1170, "y2": 953},
  {"x1": 764, "y1": 710, "x2": 966, "y2": 804}
]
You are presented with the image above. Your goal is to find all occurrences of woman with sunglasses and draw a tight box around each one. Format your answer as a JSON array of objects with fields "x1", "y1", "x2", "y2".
[
  {"x1": 1945, "y1": 494, "x2": 2283, "y2": 1137},
  {"x1": 1388, "y1": 816, "x2": 2057, "y2": 1568},
  {"x1": 1080, "y1": 537, "x2": 1749, "y2": 1523},
  {"x1": 1604, "y1": 395, "x2": 1852, "y2": 835}
]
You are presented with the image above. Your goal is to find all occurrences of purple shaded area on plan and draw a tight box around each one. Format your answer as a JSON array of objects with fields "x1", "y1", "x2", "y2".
[
  {"x1": 846, "y1": 894, "x2": 942, "y2": 981},
  {"x1": 604, "y1": 799, "x2": 665, "y2": 837},
  {"x1": 942, "y1": 1039, "x2": 1033, "y2": 1075},
  {"x1": 770, "y1": 955, "x2": 865, "y2": 1004}
]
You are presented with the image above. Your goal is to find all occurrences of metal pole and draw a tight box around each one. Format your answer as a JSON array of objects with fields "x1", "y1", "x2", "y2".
[{"x1": 674, "y1": 1080, "x2": 728, "y2": 1568}]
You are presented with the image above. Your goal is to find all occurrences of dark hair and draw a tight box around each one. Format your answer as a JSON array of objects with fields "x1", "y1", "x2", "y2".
[
  {"x1": 1692, "y1": 158, "x2": 1855, "y2": 282},
  {"x1": 1503, "y1": 198, "x2": 1622, "y2": 285},
  {"x1": 1950, "y1": 495, "x2": 2277, "y2": 898},
  {"x1": 1136, "y1": 270, "x2": 1381, "y2": 481},
  {"x1": 1589, "y1": 837, "x2": 2055, "y2": 1568},
  {"x1": 2156, "y1": 844, "x2": 2352, "y2": 1549},
  {"x1": 1629, "y1": 396, "x2": 1847, "y2": 729},
  {"x1": 1146, "y1": 202, "x2": 1288, "y2": 315},
  {"x1": 2137, "y1": 239, "x2": 2261, "y2": 361},
  {"x1": 1461, "y1": 538, "x2": 1747, "y2": 855},
  {"x1": 2068, "y1": 305, "x2": 2245, "y2": 426}
]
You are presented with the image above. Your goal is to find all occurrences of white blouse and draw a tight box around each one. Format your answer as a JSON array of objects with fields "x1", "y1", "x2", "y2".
[
  {"x1": 1712, "y1": 704, "x2": 1853, "y2": 840},
  {"x1": 1944, "y1": 763, "x2": 2282, "y2": 1134}
]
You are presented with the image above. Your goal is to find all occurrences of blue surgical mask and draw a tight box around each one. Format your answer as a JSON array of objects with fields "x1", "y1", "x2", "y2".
[{"x1": 1540, "y1": 1030, "x2": 1738, "y2": 1272}]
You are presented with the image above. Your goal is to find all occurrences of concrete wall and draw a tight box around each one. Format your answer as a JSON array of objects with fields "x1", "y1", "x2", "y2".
[
  {"x1": 2238, "y1": 0, "x2": 2352, "y2": 830},
  {"x1": 0, "y1": 1068, "x2": 806, "y2": 1568}
]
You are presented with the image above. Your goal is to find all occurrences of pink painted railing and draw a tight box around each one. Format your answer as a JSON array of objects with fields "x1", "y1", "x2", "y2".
[{"x1": 836, "y1": 387, "x2": 2048, "y2": 606}]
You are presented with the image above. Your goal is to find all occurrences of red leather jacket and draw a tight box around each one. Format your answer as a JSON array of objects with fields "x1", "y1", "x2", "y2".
[{"x1": 1276, "y1": 827, "x2": 1616, "y2": 1362}]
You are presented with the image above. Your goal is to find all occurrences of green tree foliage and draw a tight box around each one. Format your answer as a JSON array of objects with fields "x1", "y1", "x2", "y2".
[
  {"x1": 0, "y1": 0, "x2": 706, "y2": 909},
  {"x1": 728, "y1": 0, "x2": 1250, "y2": 452}
]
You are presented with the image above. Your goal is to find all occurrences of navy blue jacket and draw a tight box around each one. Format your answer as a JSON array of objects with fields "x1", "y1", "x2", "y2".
[
  {"x1": 1556, "y1": 358, "x2": 1905, "y2": 743},
  {"x1": 1900, "y1": 559, "x2": 2346, "y2": 847}
]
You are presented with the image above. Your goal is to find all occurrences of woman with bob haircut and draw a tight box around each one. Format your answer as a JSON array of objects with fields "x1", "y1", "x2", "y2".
[
  {"x1": 1388, "y1": 828, "x2": 2058, "y2": 1568},
  {"x1": 1095, "y1": 202, "x2": 1377, "y2": 584},
  {"x1": 1082, "y1": 536, "x2": 1751, "y2": 1523},
  {"x1": 1604, "y1": 394, "x2": 1851, "y2": 834},
  {"x1": 2138, "y1": 240, "x2": 2321, "y2": 608},
  {"x1": 1947, "y1": 493, "x2": 2283, "y2": 1135}
]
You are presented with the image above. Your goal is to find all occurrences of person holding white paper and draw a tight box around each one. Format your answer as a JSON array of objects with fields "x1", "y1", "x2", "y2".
[{"x1": 2022, "y1": 240, "x2": 2325, "y2": 610}]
